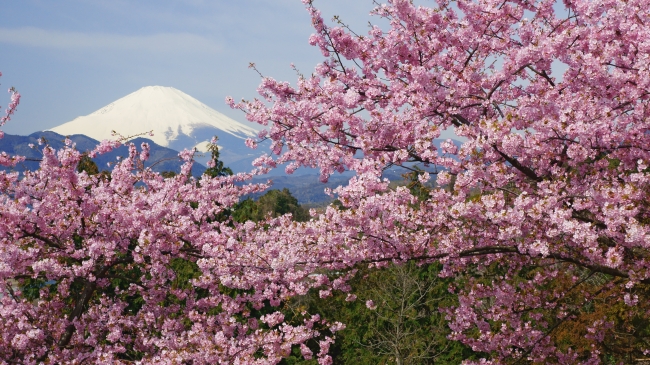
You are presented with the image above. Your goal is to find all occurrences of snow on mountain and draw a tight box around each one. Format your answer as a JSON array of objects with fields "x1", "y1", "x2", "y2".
[{"x1": 48, "y1": 86, "x2": 262, "y2": 170}]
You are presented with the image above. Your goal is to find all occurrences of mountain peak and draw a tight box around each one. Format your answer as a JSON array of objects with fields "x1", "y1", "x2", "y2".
[{"x1": 48, "y1": 86, "x2": 259, "y2": 149}]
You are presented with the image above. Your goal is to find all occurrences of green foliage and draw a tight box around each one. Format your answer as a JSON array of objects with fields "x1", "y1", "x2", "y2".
[
  {"x1": 169, "y1": 257, "x2": 201, "y2": 290},
  {"x1": 233, "y1": 188, "x2": 310, "y2": 223},
  {"x1": 401, "y1": 168, "x2": 432, "y2": 202},
  {"x1": 204, "y1": 136, "x2": 233, "y2": 178},
  {"x1": 282, "y1": 262, "x2": 478, "y2": 364},
  {"x1": 17, "y1": 277, "x2": 50, "y2": 302},
  {"x1": 77, "y1": 153, "x2": 99, "y2": 175},
  {"x1": 160, "y1": 171, "x2": 177, "y2": 179},
  {"x1": 232, "y1": 198, "x2": 258, "y2": 222}
]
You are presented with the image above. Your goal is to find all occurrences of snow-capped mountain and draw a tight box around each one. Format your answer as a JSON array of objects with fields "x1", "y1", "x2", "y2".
[{"x1": 48, "y1": 86, "x2": 261, "y2": 170}]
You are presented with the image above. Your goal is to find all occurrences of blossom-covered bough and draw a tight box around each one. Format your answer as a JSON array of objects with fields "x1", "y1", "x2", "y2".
[
  {"x1": 2, "y1": 0, "x2": 650, "y2": 363},
  {"x1": 231, "y1": 0, "x2": 650, "y2": 362}
]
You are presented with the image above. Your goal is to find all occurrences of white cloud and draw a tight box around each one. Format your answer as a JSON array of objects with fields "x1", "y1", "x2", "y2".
[{"x1": 0, "y1": 27, "x2": 220, "y2": 54}]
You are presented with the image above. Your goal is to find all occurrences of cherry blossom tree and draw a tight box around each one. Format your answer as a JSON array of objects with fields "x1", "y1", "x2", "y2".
[{"x1": 229, "y1": 0, "x2": 650, "y2": 363}]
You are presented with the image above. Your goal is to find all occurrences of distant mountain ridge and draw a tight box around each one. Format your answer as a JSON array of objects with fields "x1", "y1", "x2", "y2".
[
  {"x1": 0, "y1": 131, "x2": 207, "y2": 176},
  {"x1": 0, "y1": 130, "x2": 457, "y2": 204}
]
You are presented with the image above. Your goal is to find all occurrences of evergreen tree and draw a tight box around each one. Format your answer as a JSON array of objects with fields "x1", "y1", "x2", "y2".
[
  {"x1": 204, "y1": 136, "x2": 233, "y2": 178},
  {"x1": 76, "y1": 153, "x2": 99, "y2": 175}
]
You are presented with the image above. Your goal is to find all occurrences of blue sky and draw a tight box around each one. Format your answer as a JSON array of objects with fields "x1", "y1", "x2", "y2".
[{"x1": 0, "y1": 0, "x2": 374, "y2": 135}]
